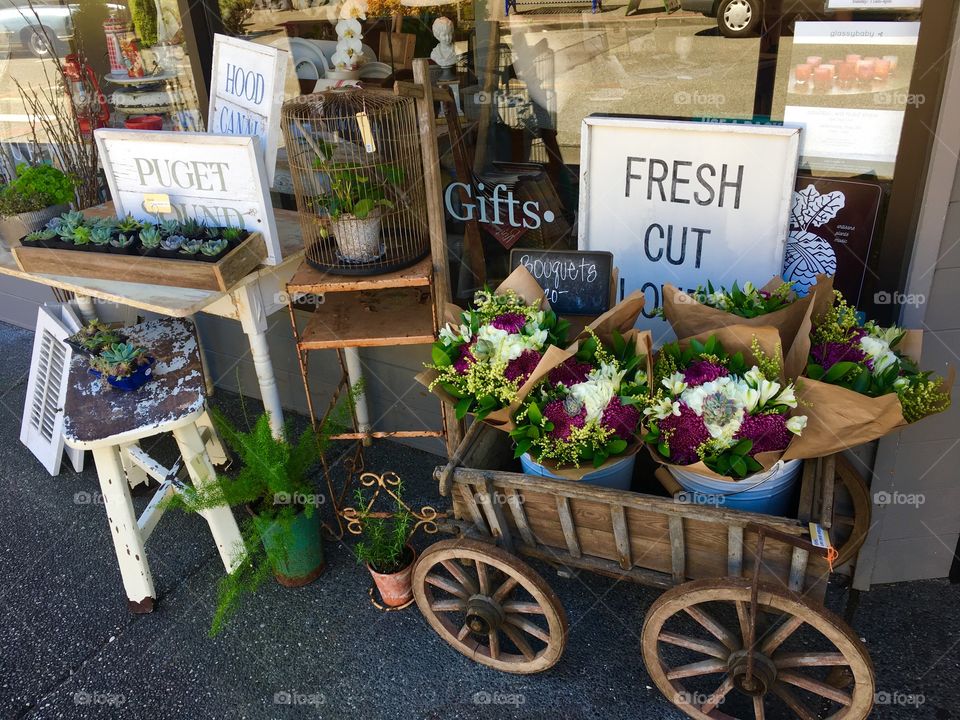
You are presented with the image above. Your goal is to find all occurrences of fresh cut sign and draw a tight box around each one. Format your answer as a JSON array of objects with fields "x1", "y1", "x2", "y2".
[{"x1": 578, "y1": 117, "x2": 800, "y2": 342}]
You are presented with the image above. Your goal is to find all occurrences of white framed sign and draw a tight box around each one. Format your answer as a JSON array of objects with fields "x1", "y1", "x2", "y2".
[
  {"x1": 826, "y1": 0, "x2": 921, "y2": 9},
  {"x1": 578, "y1": 116, "x2": 800, "y2": 343},
  {"x1": 94, "y1": 128, "x2": 282, "y2": 265},
  {"x1": 209, "y1": 34, "x2": 288, "y2": 187}
]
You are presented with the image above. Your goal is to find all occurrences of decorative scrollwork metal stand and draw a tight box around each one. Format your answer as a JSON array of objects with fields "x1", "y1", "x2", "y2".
[{"x1": 340, "y1": 471, "x2": 442, "y2": 537}]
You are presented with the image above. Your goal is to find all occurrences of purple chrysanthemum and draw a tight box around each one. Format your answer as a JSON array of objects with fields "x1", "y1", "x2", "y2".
[
  {"x1": 810, "y1": 341, "x2": 866, "y2": 371},
  {"x1": 658, "y1": 403, "x2": 711, "y2": 465},
  {"x1": 683, "y1": 360, "x2": 729, "y2": 387},
  {"x1": 601, "y1": 397, "x2": 641, "y2": 440},
  {"x1": 735, "y1": 413, "x2": 791, "y2": 455},
  {"x1": 548, "y1": 358, "x2": 593, "y2": 387},
  {"x1": 544, "y1": 398, "x2": 586, "y2": 441},
  {"x1": 452, "y1": 343, "x2": 476, "y2": 374},
  {"x1": 505, "y1": 349, "x2": 542, "y2": 383},
  {"x1": 490, "y1": 312, "x2": 527, "y2": 334}
]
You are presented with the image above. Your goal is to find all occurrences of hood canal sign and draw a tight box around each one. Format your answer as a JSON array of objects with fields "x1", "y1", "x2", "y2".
[{"x1": 578, "y1": 116, "x2": 800, "y2": 343}]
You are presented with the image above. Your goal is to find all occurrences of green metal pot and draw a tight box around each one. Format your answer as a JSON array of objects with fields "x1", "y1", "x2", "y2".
[{"x1": 253, "y1": 509, "x2": 326, "y2": 587}]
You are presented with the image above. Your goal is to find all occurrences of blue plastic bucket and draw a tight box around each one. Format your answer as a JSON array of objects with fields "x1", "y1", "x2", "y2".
[
  {"x1": 669, "y1": 460, "x2": 803, "y2": 517},
  {"x1": 520, "y1": 452, "x2": 636, "y2": 490}
]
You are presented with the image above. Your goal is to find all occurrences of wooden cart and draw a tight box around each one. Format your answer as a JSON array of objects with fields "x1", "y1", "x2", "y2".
[{"x1": 411, "y1": 423, "x2": 874, "y2": 719}]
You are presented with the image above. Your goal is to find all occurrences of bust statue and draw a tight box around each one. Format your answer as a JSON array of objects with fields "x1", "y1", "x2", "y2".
[{"x1": 430, "y1": 17, "x2": 457, "y2": 69}]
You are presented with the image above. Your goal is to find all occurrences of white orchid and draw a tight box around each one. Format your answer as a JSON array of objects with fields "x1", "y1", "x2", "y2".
[
  {"x1": 338, "y1": 0, "x2": 367, "y2": 20},
  {"x1": 336, "y1": 18, "x2": 362, "y2": 39},
  {"x1": 786, "y1": 415, "x2": 808, "y2": 435},
  {"x1": 662, "y1": 372, "x2": 687, "y2": 396}
]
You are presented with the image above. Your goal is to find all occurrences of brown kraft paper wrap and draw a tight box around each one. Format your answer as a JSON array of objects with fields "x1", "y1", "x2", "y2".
[
  {"x1": 663, "y1": 275, "x2": 833, "y2": 380},
  {"x1": 571, "y1": 289, "x2": 646, "y2": 347},
  {"x1": 524, "y1": 329, "x2": 654, "y2": 481}
]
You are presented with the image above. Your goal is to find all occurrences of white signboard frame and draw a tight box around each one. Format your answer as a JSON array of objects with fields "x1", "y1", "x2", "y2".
[
  {"x1": 578, "y1": 116, "x2": 800, "y2": 342},
  {"x1": 208, "y1": 34, "x2": 287, "y2": 187},
  {"x1": 95, "y1": 128, "x2": 282, "y2": 265},
  {"x1": 826, "y1": 0, "x2": 921, "y2": 9}
]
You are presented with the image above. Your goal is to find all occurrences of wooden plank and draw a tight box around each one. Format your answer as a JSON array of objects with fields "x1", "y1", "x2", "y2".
[
  {"x1": 555, "y1": 495, "x2": 581, "y2": 558},
  {"x1": 796, "y1": 458, "x2": 818, "y2": 524},
  {"x1": 727, "y1": 525, "x2": 744, "y2": 578},
  {"x1": 475, "y1": 481, "x2": 508, "y2": 549},
  {"x1": 456, "y1": 484, "x2": 488, "y2": 535},
  {"x1": 13, "y1": 233, "x2": 266, "y2": 293},
  {"x1": 610, "y1": 504, "x2": 631, "y2": 570},
  {"x1": 505, "y1": 487, "x2": 536, "y2": 547},
  {"x1": 297, "y1": 289, "x2": 435, "y2": 350},
  {"x1": 788, "y1": 547, "x2": 809, "y2": 593},
  {"x1": 517, "y1": 543, "x2": 674, "y2": 589},
  {"x1": 819, "y1": 454, "x2": 837, "y2": 530},
  {"x1": 286, "y1": 255, "x2": 432, "y2": 294},
  {"x1": 485, "y1": 478, "x2": 514, "y2": 553},
  {"x1": 668, "y1": 515, "x2": 686, "y2": 584}
]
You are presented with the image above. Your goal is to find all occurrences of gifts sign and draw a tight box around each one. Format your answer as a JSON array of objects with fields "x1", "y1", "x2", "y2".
[{"x1": 578, "y1": 117, "x2": 800, "y2": 343}]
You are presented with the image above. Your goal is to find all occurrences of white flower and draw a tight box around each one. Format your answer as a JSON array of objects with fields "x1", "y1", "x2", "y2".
[
  {"x1": 338, "y1": 0, "x2": 367, "y2": 20},
  {"x1": 525, "y1": 311, "x2": 545, "y2": 334},
  {"x1": 741, "y1": 387, "x2": 760, "y2": 412},
  {"x1": 743, "y1": 280, "x2": 756, "y2": 294},
  {"x1": 776, "y1": 384, "x2": 797, "y2": 408},
  {"x1": 662, "y1": 372, "x2": 687, "y2": 396},
  {"x1": 893, "y1": 376, "x2": 910, "y2": 390},
  {"x1": 786, "y1": 415, "x2": 808, "y2": 435},
  {"x1": 681, "y1": 376, "x2": 745, "y2": 441},
  {"x1": 473, "y1": 325, "x2": 525, "y2": 364},
  {"x1": 336, "y1": 18, "x2": 362, "y2": 39},
  {"x1": 645, "y1": 397, "x2": 681, "y2": 420},
  {"x1": 438, "y1": 325, "x2": 459, "y2": 345},
  {"x1": 743, "y1": 366, "x2": 765, "y2": 388},
  {"x1": 331, "y1": 49, "x2": 352, "y2": 69},
  {"x1": 859, "y1": 334, "x2": 899, "y2": 375},
  {"x1": 570, "y1": 362, "x2": 626, "y2": 423},
  {"x1": 757, "y1": 378, "x2": 781, "y2": 407},
  {"x1": 706, "y1": 291, "x2": 729, "y2": 309},
  {"x1": 525, "y1": 328, "x2": 548, "y2": 350}
]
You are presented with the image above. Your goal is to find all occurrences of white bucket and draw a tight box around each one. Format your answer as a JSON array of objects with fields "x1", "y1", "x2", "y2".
[
  {"x1": 331, "y1": 211, "x2": 383, "y2": 262},
  {"x1": 669, "y1": 459, "x2": 803, "y2": 517}
]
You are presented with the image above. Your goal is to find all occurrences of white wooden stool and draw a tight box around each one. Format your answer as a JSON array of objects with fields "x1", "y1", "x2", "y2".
[{"x1": 62, "y1": 318, "x2": 244, "y2": 613}]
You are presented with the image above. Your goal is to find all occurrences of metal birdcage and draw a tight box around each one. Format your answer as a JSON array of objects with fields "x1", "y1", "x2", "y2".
[{"x1": 281, "y1": 88, "x2": 429, "y2": 275}]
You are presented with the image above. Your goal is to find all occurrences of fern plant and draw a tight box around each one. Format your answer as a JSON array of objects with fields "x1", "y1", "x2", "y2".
[{"x1": 352, "y1": 481, "x2": 413, "y2": 574}]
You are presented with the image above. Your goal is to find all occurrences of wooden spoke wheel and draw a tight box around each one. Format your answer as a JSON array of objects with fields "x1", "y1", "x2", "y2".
[
  {"x1": 831, "y1": 456, "x2": 871, "y2": 568},
  {"x1": 641, "y1": 579, "x2": 874, "y2": 720},
  {"x1": 412, "y1": 538, "x2": 568, "y2": 673}
]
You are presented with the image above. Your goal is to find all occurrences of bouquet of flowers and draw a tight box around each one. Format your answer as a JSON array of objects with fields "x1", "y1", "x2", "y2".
[
  {"x1": 807, "y1": 291, "x2": 952, "y2": 424},
  {"x1": 423, "y1": 266, "x2": 569, "y2": 424},
  {"x1": 661, "y1": 276, "x2": 832, "y2": 378},
  {"x1": 509, "y1": 329, "x2": 651, "y2": 476},
  {"x1": 644, "y1": 330, "x2": 808, "y2": 479}
]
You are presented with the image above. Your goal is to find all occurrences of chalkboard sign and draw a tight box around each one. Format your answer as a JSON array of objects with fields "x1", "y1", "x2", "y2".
[{"x1": 509, "y1": 249, "x2": 614, "y2": 316}]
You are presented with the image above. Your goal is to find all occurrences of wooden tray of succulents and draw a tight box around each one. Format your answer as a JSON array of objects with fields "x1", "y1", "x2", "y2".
[{"x1": 11, "y1": 211, "x2": 267, "y2": 292}]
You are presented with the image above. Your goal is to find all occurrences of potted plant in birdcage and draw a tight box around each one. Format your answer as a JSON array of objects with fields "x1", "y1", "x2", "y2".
[
  {"x1": 166, "y1": 408, "x2": 337, "y2": 636},
  {"x1": 89, "y1": 342, "x2": 156, "y2": 391},
  {"x1": 350, "y1": 479, "x2": 415, "y2": 607},
  {"x1": 312, "y1": 144, "x2": 404, "y2": 263},
  {"x1": 0, "y1": 163, "x2": 76, "y2": 247}
]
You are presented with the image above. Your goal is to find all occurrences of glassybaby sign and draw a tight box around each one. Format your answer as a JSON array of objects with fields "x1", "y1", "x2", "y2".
[
  {"x1": 578, "y1": 116, "x2": 800, "y2": 343},
  {"x1": 93, "y1": 129, "x2": 282, "y2": 264}
]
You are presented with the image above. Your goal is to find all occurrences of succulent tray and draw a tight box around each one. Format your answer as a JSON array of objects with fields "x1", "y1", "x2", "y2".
[{"x1": 11, "y1": 214, "x2": 267, "y2": 292}]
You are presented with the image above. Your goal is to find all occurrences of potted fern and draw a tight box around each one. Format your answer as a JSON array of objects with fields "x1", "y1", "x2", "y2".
[
  {"x1": 352, "y1": 482, "x2": 415, "y2": 607},
  {"x1": 168, "y1": 409, "x2": 329, "y2": 635}
]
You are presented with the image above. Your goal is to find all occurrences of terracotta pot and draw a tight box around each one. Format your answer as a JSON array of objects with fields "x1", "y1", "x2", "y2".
[
  {"x1": 367, "y1": 545, "x2": 416, "y2": 607},
  {"x1": 124, "y1": 115, "x2": 164, "y2": 130}
]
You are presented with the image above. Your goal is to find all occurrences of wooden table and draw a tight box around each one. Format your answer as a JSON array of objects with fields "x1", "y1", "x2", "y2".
[{"x1": 0, "y1": 203, "x2": 306, "y2": 438}]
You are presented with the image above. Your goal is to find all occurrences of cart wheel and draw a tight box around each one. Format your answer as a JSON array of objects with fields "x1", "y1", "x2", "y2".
[
  {"x1": 412, "y1": 538, "x2": 568, "y2": 674},
  {"x1": 831, "y1": 456, "x2": 871, "y2": 568},
  {"x1": 641, "y1": 578, "x2": 874, "y2": 720}
]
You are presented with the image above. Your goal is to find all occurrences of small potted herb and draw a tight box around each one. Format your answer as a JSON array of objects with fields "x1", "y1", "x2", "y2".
[
  {"x1": 66, "y1": 320, "x2": 126, "y2": 356},
  {"x1": 351, "y1": 482, "x2": 415, "y2": 607},
  {"x1": 158, "y1": 234, "x2": 184, "y2": 258},
  {"x1": 139, "y1": 225, "x2": 162, "y2": 256},
  {"x1": 89, "y1": 342, "x2": 156, "y2": 391},
  {"x1": 199, "y1": 238, "x2": 229, "y2": 262},
  {"x1": 0, "y1": 163, "x2": 75, "y2": 247},
  {"x1": 179, "y1": 237, "x2": 202, "y2": 257}
]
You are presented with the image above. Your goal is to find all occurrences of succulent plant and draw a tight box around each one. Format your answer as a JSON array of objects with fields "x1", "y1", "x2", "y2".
[
  {"x1": 179, "y1": 237, "x2": 202, "y2": 255},
  {"x1": 66, "y1": 225, "x2": 93, "y2": 246},
  {"x1": 110, "y1": 233, "x2": 135, "y2": 249},
  {"x1": 139, "y1": 225, "x2": 162, "y2": 248},
  {"x1": 179, "y1": 218, "x2": 204, "y2": 238},
  {"x1": 221, "y1": 225, "x2": 243, "y2": 242},
  {"x1": 116, "y1": 214, "x2": 142, "y2": 233},
  {"x1": 159, "y1": 218, "x2": 180, "y2": 236},
  {"x1": 204, "y1": 224, "x2": 222, "y2": 239},
  {"x1": 59, "y1": 210, "x2": 86, "y2": 228},
  {"x1": 160, "y1": 234, "x2": 185, "y2": 252},
  {"x1": 91, "y1": 342, "x2": 148, "y2": 379},
  {"x1": 24, "y1": 228, "x2": 56, "y2": 243},
  {"x1": 90, "y1": 225, "x2": 112, "y2": 246},
  {"x1": 200, "y1": 238, "x2": 229, "y2": 256}
]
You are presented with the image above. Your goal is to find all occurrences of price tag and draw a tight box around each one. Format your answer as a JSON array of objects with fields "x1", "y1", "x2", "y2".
[
  {"x1": 808, "y1": 523, "x2": 832, "y2": 550},
  {"x1": 356, "y1": 111, "x2": 376, "y2": 154},
  {"x1": 143, "y1": 193, "x2": 171, "y2": 214}
]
